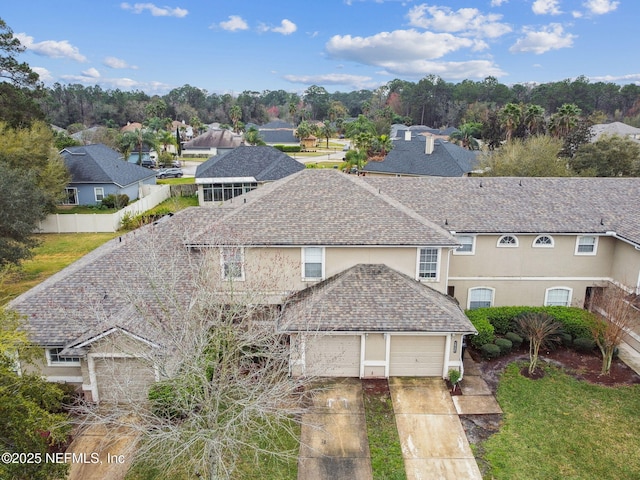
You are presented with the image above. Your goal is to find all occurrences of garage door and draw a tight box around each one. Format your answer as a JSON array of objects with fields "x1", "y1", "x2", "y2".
[
  {"x1": 305, "y1": 335, "x2": 361, "y2": 377},
  {"x1": 94, "y1": 357, "x2": 156, "y2": 404},
  {"x1": 389, "y1": 336, "x2": 446, "y2": 376}
]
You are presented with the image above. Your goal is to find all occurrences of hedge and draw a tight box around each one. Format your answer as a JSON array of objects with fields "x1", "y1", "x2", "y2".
[
  {"x1": 465, "y1": 306, "x2": 596, "y2": 348},
  {"x1": 273, "y1": 144, "x2": 301, "y2": 152}
]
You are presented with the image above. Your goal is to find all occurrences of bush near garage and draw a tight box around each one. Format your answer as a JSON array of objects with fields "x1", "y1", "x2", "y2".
[{"x1": 465, "y1": 306, "x2": 596, "y2": 349}]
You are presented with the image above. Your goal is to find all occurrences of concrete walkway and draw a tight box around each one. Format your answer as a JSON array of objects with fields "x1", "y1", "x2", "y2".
[
  {"x1": 453, "y1": 357, "x2": 503, "y2": 415},
  {"x1": 388, "y1": 377, "x2": 482, "y2": 480},
  {"x1": 298, "y1": 378, "x2": 372, "y2": 480}
]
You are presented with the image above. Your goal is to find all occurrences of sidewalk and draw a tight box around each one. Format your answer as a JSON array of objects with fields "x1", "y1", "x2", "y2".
[{"x1": 453, "y1": 357, "x2": 503, "y2": 415}]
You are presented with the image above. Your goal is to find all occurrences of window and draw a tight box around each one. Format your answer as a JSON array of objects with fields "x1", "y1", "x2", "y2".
[
  {"x1": 63, "y1": 188, "x2": 78, "y2": 205},
  {"x1": 468, "y1": 287, "x2": 494, "y2": 309},
  {"x1": 545, "y1": 287, "x2": 572, "y2": 307},
  {"x1": 302, "y1": 247, "x2": 324, "y2": 280},
  {"x1": 418, "y1": 248, "x2": 439, "y2": 280},
  {"x1": 497, "y1": 235, "x2": 518, "y2": 247},
  {"x1": 221, "y1": 247, "x2": 244, "y2": 280},
  {"x1": 453, "y1": 235, "x2": 475, "y2": 255},
  {"x1": 533, "y1": 235, "x2": 554, "y2": 248},
  {"x1": 47, "y1": 348, "x2": 81, "y2": 366},
  {"x1": 203, "y1": 182, "x2": 258, "y2": 202},
  {"x1": 94, "y1": 187, "x2": 105, "y2": 202},
  {"x1": 575, "y1": 236, "x2": 598, "y2": 255}
]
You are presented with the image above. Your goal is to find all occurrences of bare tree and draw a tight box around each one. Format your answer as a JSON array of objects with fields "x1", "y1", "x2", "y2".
[
  {"x1": 516, "y1": 312, "x2": 562, "y2": 374},
  {"x1": 589, "y1": 283, "x2": 640, "y2": 375},
  {"x1": 67, "y1": 216, "x2": 320, "y2": 480}
]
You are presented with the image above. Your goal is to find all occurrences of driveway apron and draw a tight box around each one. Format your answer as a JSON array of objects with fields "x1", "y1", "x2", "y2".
[
  {"x1": 389, "y1": 377, "x2": 482, "y2": 480},
  {"x1": 298, "y1": 378, "x2": 372, "y2": 480}
]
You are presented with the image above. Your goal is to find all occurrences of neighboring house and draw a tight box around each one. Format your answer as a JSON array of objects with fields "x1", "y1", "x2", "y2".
[
  {"x1": 300, "y1": 135, "x2": 318, "y2": 150},
  {"x1": 255, "y1": 121, "x2": 298, "y2": 145},
  {"x1": 60, "y1": 144, "x2": 157, "y2": 206},
  {"x1": 181, "y1": 129, "x2": 242, "y2": 157},
  {"x1": 9, "y1": 169, "x2": 640, "y2": 402},
  {"x1": 590, "y1": 122, "x2": 640, "y2": 143},
  {"x1": 362, "y1": 131, "x2": 478, "y2": 177},
  {"x1": 195, "y1": 145, "x2": 305, "y2": 205}
]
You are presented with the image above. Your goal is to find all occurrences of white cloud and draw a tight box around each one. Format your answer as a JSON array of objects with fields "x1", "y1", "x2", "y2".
[
  {"x1": 82, "y1": 67, "x2": 101, "y2": 78},
  {"x1": 326, "y1": 29, "x2": 475, "y2": 65},
  {"x1": 407, "y1": 5, "x2": 511, "y2": 39},
  {"x1": 509, "y1": 24, "x2": 576, "y2": 54},
  {"x1": 103, "y1": 56, "x2": 138, "y2": 69},
  {"x1": 376, "y1": 59, "x2": 506, "y2": 80},
  {"x1": 218, "y1": 15, "x2": 249, "y2": 32},
  {"x1": 490, "y1": 0, "x2": 508, "y2": 6},
  {"x1": 283, "y1": 73, "x2": 378, "y2": 89},
  {"x1": 15, "y1": 33, "x2": 87, "y2": 62},
  {"x1": 271, "y1": 19, "x2": 297, "y2": 35},
  {"x1": 532, "y1": 0, "x2": 562, "y2": 15},
  {"x1": 589, "y1": 73, "x2": 640, "y2": 83},
  {"x1": 583, "y1": 0, "x2": 619, "y2": 15},
  {"x1": 32, "y1": 67, "x2": 53, "y2": 82},
  {"x1": 120, "y1": 2, "x2": 188, "y2": 18}
]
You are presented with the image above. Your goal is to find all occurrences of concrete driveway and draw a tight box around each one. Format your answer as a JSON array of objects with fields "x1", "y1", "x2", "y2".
[
  {"x1": 298, "y1": 378, "x2": 372, "y2": 480},
  {"x1": 388, "y1": 377, "x2": 482, "y2": 480}
]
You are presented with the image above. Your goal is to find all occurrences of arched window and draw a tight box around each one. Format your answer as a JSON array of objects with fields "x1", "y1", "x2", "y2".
[
  {"x1": 545, "y1": 287, "x2": 572, "y2": 307},
  {"x1": 468, "y1": 287, "x2": 495, "y2": 309},
  {"x1": 497, "y1": 235, "x2": 518, "y2": 247},
  {"x1": 533, "y1": 235, "x2": 554, "y2": 248}
]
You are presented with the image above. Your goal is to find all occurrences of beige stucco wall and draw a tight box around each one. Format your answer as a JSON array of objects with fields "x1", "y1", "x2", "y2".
[
  {"x1": 610, "y1": 240, "x2": 640, "y2": 290},
  {"x1": 22, "y1": 350, "x2": 84, "y2": 384},
  {"x1": 449, "y1": 234, "x2": 615, "y2": 278}
]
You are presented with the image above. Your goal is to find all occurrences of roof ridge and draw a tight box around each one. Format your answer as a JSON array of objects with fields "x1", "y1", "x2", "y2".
[{"x1": 344, "y1": 173, "x2": 457, "y2": 245}]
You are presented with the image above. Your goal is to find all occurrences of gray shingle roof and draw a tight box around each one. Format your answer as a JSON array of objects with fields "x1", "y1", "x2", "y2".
[
  {"x1": 195, "y1": 145, "x2": 305, "y2": 181},
  {"x1": 189, "y1": 169, "x2": 457, "y2": 246},
  {"x1": 365, "y1": 176, "x2": 640, "y2": 243},
  {"x1": 363, "y1": 136, "x2": 477, "y2": 177},
  {"x1": 60, "y1": 144, "x2": 156, "y2": 186},
  {"x1": 280, "y1": 264, "x2": 476, "y2": 333},
  {"x1": 9, "y1": 207, "x2": 229, "y2": 346},
  {"x1": 183, "y1": 129, "x2": 242, "y2": 149}
]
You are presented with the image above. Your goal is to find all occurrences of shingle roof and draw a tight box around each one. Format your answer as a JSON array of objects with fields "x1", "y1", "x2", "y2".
[
  {"x1": 195, "y1": 145, "x2": 305, "y2": 181},
  {"x1": 280, "y1": 264, "x2": 476, "y2": 333},
  {"x1": 363, "y1": 136, "x2": 477, "y2": 177},
  {"x1": 60, "y1": 144, "x2": 156, "y2": 186},
  {"x1": 260, "y1": 120, "x2": 294, "y2": 129},
  {"x1": 9, "y1": 207, "x2": 229, "y2": 346},
  {"x1": 189, "y1": 169, "x2": 457, "y2": 246},
  {"x1": 590, "y1": 122, "x2": 640, "y2": 142},
  {"x1": 259, "y1": 130, "x2": 298, "y2": 144},
  {"x1": 183, "y1": 129, "x2": 242, "y2": 149},
  {"x1": 365, "y1": 176, "x2": 640, "y2": 243}
]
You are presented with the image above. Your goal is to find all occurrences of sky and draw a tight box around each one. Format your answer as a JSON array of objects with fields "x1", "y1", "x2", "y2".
[{"x1": 2, "y1": 0, "x2": 638, "y2": 95}]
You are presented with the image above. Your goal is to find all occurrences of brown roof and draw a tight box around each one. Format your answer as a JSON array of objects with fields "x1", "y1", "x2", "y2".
[
  {"x1": 280, "y1": 264, "x2": 476, "y2": 333},
  {"x1": 184, "y1": 129, "x2": 242, "y2": 149}
]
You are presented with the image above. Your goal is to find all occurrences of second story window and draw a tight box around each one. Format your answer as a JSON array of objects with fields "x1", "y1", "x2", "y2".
[
  {"x1": 575, "y1": 235, "x2": 598, "y2": 255},
  {"x1": 497, "y1": 235, "x2": 518, "y2": 247},
  {"x1": 221, "y1": 247, "x2": 244, "y2": 281},
  {"x1": 302, "y1": 247, "x2": 324, "y2": 280},
  {"x1": 454, "y1": 235, "x2": 475, "y2": 255},
  {"x1": 418, "y1": 248, "x2": 439, "y2": 280}
]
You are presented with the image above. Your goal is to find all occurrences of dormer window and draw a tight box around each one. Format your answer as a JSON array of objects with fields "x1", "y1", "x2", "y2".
[{"x1": 497, "y1": 235, "x2": 518, "y2": 247}]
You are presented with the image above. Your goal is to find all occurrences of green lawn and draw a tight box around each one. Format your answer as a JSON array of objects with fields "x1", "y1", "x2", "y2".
[
  {"x1": 156, "y1": 176, "x2": 195, "y2": 185},
  {"x1": 482, "y1": 362, "x2": 640, "y2": 479},
  {"x1": 55, "y1": 205, "x2": 118, "y2": 214},
  {"x1": 0, "y1": 232, "x2": 120, "y2": 304},
  {"x1": 363, "y1": 382, "x2": 406, "y2": 480}
]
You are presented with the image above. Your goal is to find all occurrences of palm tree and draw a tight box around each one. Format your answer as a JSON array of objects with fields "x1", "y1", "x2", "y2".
[
  {"x1": 523, "y1": 104, "x2": 546, "y2": 136},
  {"x1": 118, "y1": 129, "x2": 158, "y2": 165},
  {"x1": 319, "y1": 120, "x2": 335, "y2": 149},
  {"x1": 244, "y1": 126, "x2": 265, "y2": 146},
  {"x1": 449, "y1": 122, "x2": 481, "y2": 150},
  {"x1": 229, "y1": 105, "x2": 242, "y2": 133},
  {"x1": 157, "y1": 130, "x2": 177, "y2": 153},
  {"x1": 499, "y1": 103, "x2": 522, "y2": 141},
  {"x1": 549, "y1": 103, "x2": 582, "y2": 138}
]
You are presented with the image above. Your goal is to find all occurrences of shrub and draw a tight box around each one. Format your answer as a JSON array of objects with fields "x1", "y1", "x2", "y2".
[
  {"x1": 273, "y1": 144, "x2": 301, "y2": 152},
  {"x1": 558, "y1": 332, "x2": 573, "y2": 347},
  {"x1": 101, "y1": 193, "x2": 129, "y2": 209},
  {"x1": 573, "y1": 337, "x2": 596, "y2": 352},
  {"x1": 148, "y1": 382, "x2": 181, "y2": 419},
  {"x1": 495, "y1": 338, "x2": 513, "y2": 355},
  {"x1": 505, "y1": 332, "x2": 523, "y2": 349},
  {"x1": 481, "y1": 343, "x2": 501, "y2": 359}
]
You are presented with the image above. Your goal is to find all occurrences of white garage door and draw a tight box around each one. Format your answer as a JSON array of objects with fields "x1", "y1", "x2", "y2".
[
  {"x1": 94, "y1": 357, "x2": 156, "y2": 404},
  {"x1": 305, "y1": 335, "x2": 361, "y2": 377},
  {"x1": 389, "y1": 336, "x2": 446, "y2": 376}
]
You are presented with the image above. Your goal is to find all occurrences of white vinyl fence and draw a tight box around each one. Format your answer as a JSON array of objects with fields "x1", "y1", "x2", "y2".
[{"x1": 38, "y1": 185, "x2": 171, "y2": 233}]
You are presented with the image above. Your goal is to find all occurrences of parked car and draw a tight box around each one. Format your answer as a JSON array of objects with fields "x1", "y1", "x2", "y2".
[
  {"x1": 156, "y1": 168, "x2": 183, "y2": 179},
  {"x1": 141, "y1": 159, "x2": 157, "y2": 169}
]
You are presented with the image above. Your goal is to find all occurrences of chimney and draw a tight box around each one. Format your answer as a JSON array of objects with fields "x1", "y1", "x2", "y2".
[
  {"x1": 425, "y1": 134, "x2": 435, "y2": 154},
  {"x1": 404, "y1": 130, "x2": 411, "y2": 141}
]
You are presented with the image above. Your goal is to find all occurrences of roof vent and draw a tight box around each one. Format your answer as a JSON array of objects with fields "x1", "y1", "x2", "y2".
[
  {"x1": 425, "y1": 134, "x2": 435, "y2": 155},
  {"x1": 404, "y1": 130, "x2": 411, "y2": 141}
]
